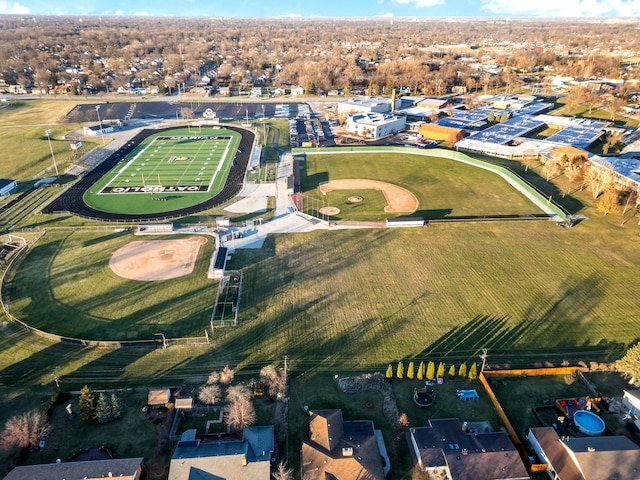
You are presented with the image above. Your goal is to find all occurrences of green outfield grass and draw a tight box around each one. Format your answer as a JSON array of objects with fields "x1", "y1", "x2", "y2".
[
  {"x1": 83, "y1": 127, "x2": 241, "y2": 214},
  {"x1": 300, "y1": 151, "x2": 541, "y2": 221},
  {"x1": 4, "y1": 230, "x2": 217, "y2": 340}
]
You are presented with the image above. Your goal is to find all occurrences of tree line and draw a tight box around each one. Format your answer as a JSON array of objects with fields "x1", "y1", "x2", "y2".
[{"x1": 0, "y1": 16, "x2": 638, "y2": 96}]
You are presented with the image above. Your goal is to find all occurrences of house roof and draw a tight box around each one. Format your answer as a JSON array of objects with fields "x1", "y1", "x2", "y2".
[
  {"x1": 411, "y1": 419, "x2": 529, "y2": 480},
  {"x1": 530, "y1": 427, "x2": 583, "y2": 480},
  {"x1": 302, "y1": 409, "x2": 385, "y2": 480},
  {"x1": 175, "y1": 396, "x2": 194, "y2": 409},
  {"x1": 349, "y1": 112, "x2": 403, "y2": 127},
  {"x1": 530, "y1": 426, "x2": 640, "y2": 480},
  {"x1": 169, "y1": 426, "x2": 274, "y2": 480},
  {"x1": 3, "y1": 457, "x2": 143, "y2": 480},
  {"x1": 566, "y1": 435, "x2": 640, "y2": 480},
  {"x1": 624, "y1": 390, "x2": 640, "y2": 407}
]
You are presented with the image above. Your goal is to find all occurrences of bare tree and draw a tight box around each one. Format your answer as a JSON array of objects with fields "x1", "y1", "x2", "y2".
[
  {"x1": 180, "y1": 107, "x2": 194, "y2": 121},
  {"x1": 226, "y1": 384, "x2": 251, "y2": 403},
  {"x1": 220, "y1": 365, "x2": 235, "y2": 385},
  {"x1": 199, "y1": 384, "x2": 222, "y2": 405},
  {"x1": 207, "y1": 371, "x2": 221, "y2": 385},
  {"x1": 260, "y1": 365, "x2": 287, "y2": 399},
  {"x1": 586, "y1": 163, "x2": 615, "y2": 199},
  {"x1": 272, "y1": 460, "x2": 293, "y2": 480},
  {"x1": 0, "y1": 410, "x2": 51, "y2": 451},
  {"x1": 225, "y1": 395, "x2": 256, "y2": 431}
]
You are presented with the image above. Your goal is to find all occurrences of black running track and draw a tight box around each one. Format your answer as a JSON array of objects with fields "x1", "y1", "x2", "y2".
[{"x1": 43, "y1": 125, "x2": 255, "y2": 222}]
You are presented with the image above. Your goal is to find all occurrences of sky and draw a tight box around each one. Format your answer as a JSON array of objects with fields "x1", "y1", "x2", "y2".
[{"x1": 1, "y1": 0, "x2": 640, "y2": 17}]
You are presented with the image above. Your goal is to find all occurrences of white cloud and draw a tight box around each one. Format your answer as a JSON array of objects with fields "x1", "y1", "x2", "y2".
[
  {"x1": 391, "y1": 0, "x2": 445, "y2": 7},
  {"x1": 0, "y1": 1, "x2": 30, "y2": 14},
  {"x1": 480, "y1": 0, "x2": 640, "y2": 16},
  {"x1": 377, "y1": 12, "x2": 396, "y2": 16},
  {"x1": 114, "y1": 9, "x2": 124, "y2": 15}
]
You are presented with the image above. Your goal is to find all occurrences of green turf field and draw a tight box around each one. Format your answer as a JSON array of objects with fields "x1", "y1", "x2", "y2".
[{"x1": 83, "y1": 127, "x2": 241, "y2": 214}]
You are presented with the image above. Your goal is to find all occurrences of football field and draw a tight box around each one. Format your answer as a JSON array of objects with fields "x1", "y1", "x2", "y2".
[
  {"x1": 84, "y1": 127, "x2": 242, "y2": 214},
  {"x1": 101, "y1": 134, "x2": 235, "y2": 194}
]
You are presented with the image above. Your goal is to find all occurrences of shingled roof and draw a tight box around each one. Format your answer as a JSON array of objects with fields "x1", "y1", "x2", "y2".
[{"x1": 301, "y1": 409, "x2": 386, "y2": 480}]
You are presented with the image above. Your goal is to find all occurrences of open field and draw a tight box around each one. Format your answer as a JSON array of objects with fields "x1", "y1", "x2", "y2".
[
  {"x1": 4, "y1": 230, "x2": 216, "y2": 340},
  {"x1": 83, "y1": 127, "x2": 241, "y2": 214},
  {"x1": 0, "y1": 100, "x2": 100, "y2": 181},
  {"x1": 300, "y1": 151, "x2": 543, "y2": 221}
]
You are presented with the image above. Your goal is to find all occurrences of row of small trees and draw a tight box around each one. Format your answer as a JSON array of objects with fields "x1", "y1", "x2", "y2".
[
  {"x1": 385, "y1": 361, "x2": 479, "y2": 381},
  {"x1": 79, "y1": 386, "x2": 123, "y2": 424}
]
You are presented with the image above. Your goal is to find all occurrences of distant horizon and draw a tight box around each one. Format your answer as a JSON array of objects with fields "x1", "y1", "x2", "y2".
[{"x1": 1, "y1": 0, "x2": 640, "y2": 19}]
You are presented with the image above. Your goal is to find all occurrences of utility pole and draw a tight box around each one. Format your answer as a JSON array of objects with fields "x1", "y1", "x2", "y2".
[
  {"x1": 95, "y1": 105, "x2": 105, "y2": 146},
  {"x1": 51, "y1": 367, "x2": 60, "y2": 390},
  {"x1": 283, "y1": 355, "x2": 288, "y2": 385},
  {"x1": 45, "y1": 129, "x2": 59, "y2": 177}
]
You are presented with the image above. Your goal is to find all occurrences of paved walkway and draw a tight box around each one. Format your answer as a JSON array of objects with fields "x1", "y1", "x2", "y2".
[{"x1": 221, "y1": 151, "x2": 327, "y2": 250}]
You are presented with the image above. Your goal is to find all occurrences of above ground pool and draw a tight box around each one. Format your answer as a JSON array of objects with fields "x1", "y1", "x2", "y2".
[{"x1": 573, "y1": 410, "x2": 605, "y2": 436}]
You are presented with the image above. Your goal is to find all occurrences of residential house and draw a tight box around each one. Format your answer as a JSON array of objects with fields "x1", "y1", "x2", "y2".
[
  {"x1": 3, "y1": 457, "x2": 144, "y2": 480},
  {"x1": 528, "y1": 426, "x2": 640, "y2": 480},
  {"x1": 301, "y1": 409, "x2": 388, "y2": 480},
  {"x1": 168, "y1": 426, "x2": 274, "y2": 480},
  {"x1": 409, "y1": 418, "x2": 529, "y2": 480}
]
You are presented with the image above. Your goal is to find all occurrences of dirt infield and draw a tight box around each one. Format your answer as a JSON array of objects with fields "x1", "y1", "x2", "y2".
[
  {"x1": 319, "y1": 206, "x2": 341, "y2": 215},
  {"x1": 319, "y1": 179, "x2": 418, "y2": 212},
  {"x1": 109, "y1": 237, "x2": 207, "y2": 281}
]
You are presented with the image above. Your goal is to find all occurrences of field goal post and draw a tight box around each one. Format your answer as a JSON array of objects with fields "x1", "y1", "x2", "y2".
[{"x1": 188, "y1": 122, "x2": 202, "y2": 134}]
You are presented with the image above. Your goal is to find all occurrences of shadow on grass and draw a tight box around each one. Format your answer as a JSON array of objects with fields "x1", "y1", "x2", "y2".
[
  {"x1": 470, "y1": 154, "x2": 585, "y2": 215},
  {"x1": 304, "y1": 171, "x2": 329, "y2": 188},
  {"x1": 411, "y1": 274, "x2": 628, "y2": 368}
]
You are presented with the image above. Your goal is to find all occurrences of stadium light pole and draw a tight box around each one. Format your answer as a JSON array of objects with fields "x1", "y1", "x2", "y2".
[
  {"x1": 95, "y1": 105, "x2": 105, "y2": 146},
  {"x1": 45, "y1": 129, "x2": 59, "y2": 177}
]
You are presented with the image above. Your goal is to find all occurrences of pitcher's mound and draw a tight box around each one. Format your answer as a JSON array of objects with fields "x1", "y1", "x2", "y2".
[
  {"x1": 109, "y1": 237, "x2": 207, "y2": 281},
  {"x1": 319, "y1": 206, "x2": 340, "y2": 215},
  {"x1": 348, "y1": 196, "x2": 363, "y2": 203}
]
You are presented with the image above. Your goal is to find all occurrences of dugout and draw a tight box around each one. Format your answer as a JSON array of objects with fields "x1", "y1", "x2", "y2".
[
  {"x1": 137, "y1": 223, "x2": 174, "y2": 233},
  {"x1": 213, "y1": 246, "x2": 229, "y2": 278},
  {"x1": 386, "y1": 217, "x2": 425, "y2": 228}
]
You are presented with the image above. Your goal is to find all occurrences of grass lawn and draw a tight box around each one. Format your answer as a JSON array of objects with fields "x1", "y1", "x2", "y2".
[
  {"x1": 5, "y1": 230, "x2": 217, "y2": 340},
  {"x1": 176, "y1": 409, "x2": 226, "y2": 435},
  {"x1": 0, "y1": 99, "x2": 101, "y2": 181},
  {"x1": 550, "y1": 101, "x2": 639, "y2": 128},
  {"x1": 489, "y1": 372, "x2": 638, "y2": 445},
  {"x1": 0, "y1": 388, "x2": 162, "y2": 479},
  {"x1": 300, "y1": 152, "x2": 540, "y2": 221}
]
